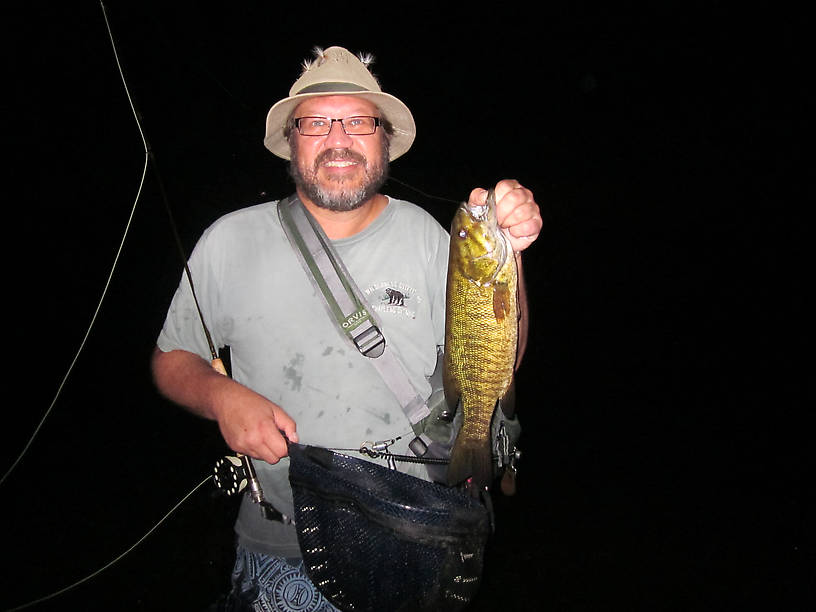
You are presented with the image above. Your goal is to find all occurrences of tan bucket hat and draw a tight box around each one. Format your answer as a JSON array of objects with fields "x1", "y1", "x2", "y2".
[{"x1": 263, "y1": 46, "x2": 416, "y2": 161}]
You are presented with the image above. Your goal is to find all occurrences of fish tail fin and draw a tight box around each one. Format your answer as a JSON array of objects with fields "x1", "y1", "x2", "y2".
[{"x1": 446, "y1": 435, "x2": 493, "y2": 495}]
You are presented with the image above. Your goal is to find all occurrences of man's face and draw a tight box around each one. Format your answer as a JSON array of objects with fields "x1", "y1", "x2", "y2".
[{"x1": 288, "y1": 95, "x2": 389, "y2": 212}]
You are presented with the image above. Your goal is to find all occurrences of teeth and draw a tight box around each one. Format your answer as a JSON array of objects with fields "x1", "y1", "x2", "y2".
[{"x1": 324, "y1": 160, "x2": 356, "y2": 167}]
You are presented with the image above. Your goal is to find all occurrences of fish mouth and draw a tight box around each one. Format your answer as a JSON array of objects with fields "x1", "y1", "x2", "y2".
[
  {"x1": 463, "y1": 188, "x2": 498, "y2": 226},
  {"x1": 468, "y1": 202, "x2": 489, "y2": 220}
]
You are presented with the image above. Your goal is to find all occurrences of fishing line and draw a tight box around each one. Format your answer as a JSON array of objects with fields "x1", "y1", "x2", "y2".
[
  {"x1": 0, "y1": 9, "x2": 150, "y2": 488},
  {"x1": 387, "y1": 175, "x2": 461, "y2": 205},
  {"x1": 3, "y1": 6, "x2": 231, "y2": 607},
  {"x1": 0, "y1": 168, "x2": 145, "y2": 487},
  {"x1": 3, "y1": 474, "x2": 214, "y2": 612},
  {"x1": 99, "y1": 0, "x2": 221, "y2": 364}
]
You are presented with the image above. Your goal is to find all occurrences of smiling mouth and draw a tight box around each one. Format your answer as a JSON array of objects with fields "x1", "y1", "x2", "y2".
[
  {"x1": 316, "y1": 149, "x2": 365, "y2": 171},
  {"x1": 323, "y1": 159, "x2": 358, "y2": 168}
]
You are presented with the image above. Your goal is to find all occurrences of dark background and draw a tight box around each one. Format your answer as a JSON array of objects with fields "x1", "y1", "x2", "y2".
[{"x1": 2, "y1": 2, "x2": 808, "y2": 611}]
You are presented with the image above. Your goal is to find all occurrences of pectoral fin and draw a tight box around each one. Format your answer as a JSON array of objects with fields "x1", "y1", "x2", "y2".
[{"x1": 493, "y1": 282, "x2": 511, "y2": 320}]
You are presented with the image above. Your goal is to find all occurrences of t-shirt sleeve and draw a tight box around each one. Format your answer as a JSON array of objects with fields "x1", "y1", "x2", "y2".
[{"x1": 156, "y1": 223, "x2": 224, "y2": 360}]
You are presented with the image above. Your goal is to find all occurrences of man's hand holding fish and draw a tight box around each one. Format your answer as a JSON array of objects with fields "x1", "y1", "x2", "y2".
[{"x1": 467, "y1": 179, "x2": 543, "y2": 253}]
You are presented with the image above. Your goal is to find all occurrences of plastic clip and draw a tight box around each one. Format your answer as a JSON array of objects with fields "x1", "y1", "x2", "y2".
[{"x1": 352, "y1": 324, "x2": 385, "y2": 358}]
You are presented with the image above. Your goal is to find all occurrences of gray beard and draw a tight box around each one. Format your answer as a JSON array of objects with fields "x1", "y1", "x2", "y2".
[{"x1": 288, "y1": 142, "x2": 390, "y2": 212}]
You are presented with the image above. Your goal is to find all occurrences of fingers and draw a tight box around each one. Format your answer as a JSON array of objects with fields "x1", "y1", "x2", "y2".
[
  {"x1": 213, "y1": 383, "x2": 298, "y2": 465},
  {"x1": 234, "y1": 422, "x2": 287, "y2": 465},
  {"x1": 494, "y1": 180, "x2": 536, "y2": 228},
  {"x1": 470, "y1": 179, "x2": 543, "y2": 252},
  {"x1": 256, "y1": 423, "x2": 291, "y2": 465},
  {"x1": 467, "y1": 187, "x2": 489, "y2": 207},
  {"x1": 493, "y1": 178, "x2": 524, "y2": 210},
  {"x1": 277, "y1": 411, "x2": 300, "y2": 444}
]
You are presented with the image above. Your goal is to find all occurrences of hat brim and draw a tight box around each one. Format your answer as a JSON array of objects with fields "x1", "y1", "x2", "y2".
[{"x1": 263, "y1": 90, "x2": 416, "y2": 161}]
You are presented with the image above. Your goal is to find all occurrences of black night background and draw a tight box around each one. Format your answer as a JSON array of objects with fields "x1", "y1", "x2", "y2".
[{"x1": 1, "y1": 2, "x2": 808, "y2": 611}]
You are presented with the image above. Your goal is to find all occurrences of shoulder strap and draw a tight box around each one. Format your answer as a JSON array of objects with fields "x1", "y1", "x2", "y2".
[{"x1": 277, "y1": 195, "x2": 430, "y2": 427}]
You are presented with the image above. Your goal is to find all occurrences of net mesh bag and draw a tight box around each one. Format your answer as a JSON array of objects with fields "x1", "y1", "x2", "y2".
[{"x1": 288, "y1": 443, "x2": 490, "y2": 612}]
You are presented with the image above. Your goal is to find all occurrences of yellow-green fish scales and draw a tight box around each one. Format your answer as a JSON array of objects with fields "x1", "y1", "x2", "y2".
[{"x1": 444, "y1": 189, "x2": 518, "y2": 491}]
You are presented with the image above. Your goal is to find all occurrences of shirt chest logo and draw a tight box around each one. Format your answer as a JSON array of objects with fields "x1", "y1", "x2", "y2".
[{"x1": 364, "y1": 281, "x2": 422, "y2": 320}]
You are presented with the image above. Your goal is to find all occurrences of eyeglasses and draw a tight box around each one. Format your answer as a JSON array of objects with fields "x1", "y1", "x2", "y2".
[{"x1": 293, "y1": 116, "x2": 381, "y2": 136}]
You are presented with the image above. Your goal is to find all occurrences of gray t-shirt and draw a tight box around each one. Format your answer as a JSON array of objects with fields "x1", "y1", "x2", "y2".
[{"x1": 157, "y1": 196, "x2": 450, "y2": 556}]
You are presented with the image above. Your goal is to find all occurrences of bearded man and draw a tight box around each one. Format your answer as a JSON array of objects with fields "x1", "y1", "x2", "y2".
[{"x1": 151, "y1": 46, "x2": 541, "y2": 611}]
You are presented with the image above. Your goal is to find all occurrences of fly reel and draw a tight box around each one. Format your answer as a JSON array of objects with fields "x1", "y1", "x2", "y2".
[
  {"x1": 213, "y1": 455, "x2": 248, "y2": 496},
  {"x1": 212, "y1": 454, "x2": 294, "y2": 524}
]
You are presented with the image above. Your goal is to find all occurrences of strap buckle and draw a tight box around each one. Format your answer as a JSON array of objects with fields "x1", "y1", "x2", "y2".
[{"x1": 352, "y1": 323, "x2": 385, "y2": 358}]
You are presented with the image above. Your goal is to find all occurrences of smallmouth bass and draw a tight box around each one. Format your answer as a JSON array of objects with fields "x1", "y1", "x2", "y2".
[{"x1": 444, "y1": 188, "x2": 518, "y2": 494}]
